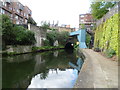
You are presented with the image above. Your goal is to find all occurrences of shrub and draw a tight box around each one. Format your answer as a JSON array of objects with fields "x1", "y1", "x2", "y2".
[
  {"x1": 105, "y1": 49, "x2": 116, "y2": 58},
  {"x1": 2, "y1": 14, "x2": 36, "y2": 45},
  {"x1": 86, "y1": 33, "x2": 91, "y2": 47},
  {"x1": 46, "y1": 31, "x2": 69, "y2": 46},
  {"x1": 94, "y1": 13, "x2": 118, "y2": 56},
  {"x1": 43, "y1": 39, "x2": 50, "y2": 46}
]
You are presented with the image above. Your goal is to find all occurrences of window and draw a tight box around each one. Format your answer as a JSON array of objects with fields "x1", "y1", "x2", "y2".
[
  {"x1": 27, "y1": 14, "x2": 29, "y2": 18},
  {"x1": 16, "y1": 21, "x2": 19, "y2": 24},
  {"x1": 15, "y1": 15, "x2": 18, "y2": 19},
  {"x1": 2, "y1": 9, "x2": 5, "y2": 14},
  {"x1": 16, "y1": 9, "x2": 19, "y2": 13},
  {"x1": 10, "y1": 14, "x2": 13, "y2": 18},
  {"x1": 9, "y1": 7, "x2": 12, "y2": 10},
  {"x1": 4, "y1": 3, "x2": 7, "y2": 7},
  {"x1": 81, "y1": 19, "x2": 84, "y2": 22},
  {"x1": 25, "y1": 19, "x2": 27, "y2": 23},
  {"x1": 2, "y1": 2, "x2": 5, "y2": 6},
  {"x1": 80, "y1": 15, "x2": 84, "y2": 17}
]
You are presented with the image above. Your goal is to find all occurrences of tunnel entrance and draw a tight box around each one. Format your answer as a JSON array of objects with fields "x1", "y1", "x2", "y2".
[{"x1": 65, "y1": 42, "x2": 74, "y2": 50}]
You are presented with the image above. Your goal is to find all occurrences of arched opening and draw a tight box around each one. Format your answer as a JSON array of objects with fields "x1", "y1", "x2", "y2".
[{"x1": 65, "y1": 42, "x2": 74, "y2": 50}]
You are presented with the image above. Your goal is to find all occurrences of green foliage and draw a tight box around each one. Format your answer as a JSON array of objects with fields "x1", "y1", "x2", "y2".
[
  {"x1": 43, "y1": 39, "x2": 50, "y2": 46},
  {"x1": 0, "y1": 15, "x2": 2, "y2": 36},
  {"x1": 32, "y1": 46, "x2": 64, "y2": 51},
  {"x1": 13, "y1": 26, "x2": 36, "y2": 45},
  {"x1": 40, "y1": 21, "x2": 50, "y2": 30},
  {"x1": 94, "y1": 13, "x2": 118, "y2": 56},
  {"x1": 90, "y1": 2, "x2": 116, "y2": 19},
  {"x1": 46, "y1": 31, "x2": 58, "y2": 46},
  {"x1": 46, "y1": 31, "x2": 69, "y2": 46},
  {"x1": 105, "y1": 49, "x2": 116, "y2": 58},
  {"x1": 86, "y1": 33, "x2": 91, "y2": 47},
  {"x1": 56, "y1": 31, "x2": 69, "y2": 46},
  {"x1": 74, "y1": 44, "x2": 79, "y2": 49},
  {"x1": 2, "y1": 14, "x2": 16, "y2": 44},
  {"x1": 2, "y1": 14, "x2": 36, "y2": 45},
  {"x1": 81, "y1": 24, "x2": 86, "y2": 29}
]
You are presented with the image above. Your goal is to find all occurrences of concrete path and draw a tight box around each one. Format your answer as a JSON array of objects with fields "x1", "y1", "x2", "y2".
[{"x1": 74, "y1": 49, "x2": 118, "y2": 88}]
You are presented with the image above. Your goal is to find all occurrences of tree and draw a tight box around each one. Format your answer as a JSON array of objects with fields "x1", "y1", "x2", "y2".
[
  {"x1": 2, "y1": 14, "x2": 16, "y2": 45},
  {"x1": 90, "y1": 2, "x2": 116, "y2": 19},
  {"x1": 2, "y1": 14, "x2": 36, "y2": 45},
  {"x1": 40, "y1": 21, "x2": 50, "y2": 30},
  {"x1": 45, "y1": 31, "x2": 69, "y2": 46}
]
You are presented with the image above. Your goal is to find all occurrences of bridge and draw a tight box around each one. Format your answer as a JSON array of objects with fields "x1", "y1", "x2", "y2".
[{"x1": 70, "y1": 29, "x2": 87, "y2": 48}]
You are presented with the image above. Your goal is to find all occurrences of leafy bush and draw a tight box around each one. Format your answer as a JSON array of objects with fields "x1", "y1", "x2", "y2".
[
  {"x1": 74, "y1": 44, "x2": 79, "y2": 49},
  {"x1": 56, "y1": 31, "x2": 69, "y2": 46},
  {"x1": 86, "y1": 33, "x2": 91, "y2": 47},
  {"x1": 43, "y1": 39, "x2": 50, "y2": 46},
  {"x1": 32, "y1": 46, "x2": 64, "y2": 51},
  {"x1": 105, "y1": 49, "x2": 116, "y2": 58},
  {"x1": 94, "y1": 13, "x2": 118, "y2": 56},
  {"x1": 90, "y1": 2, "x2": 116, "y2": 19},
  {"x1": 46, "y1": 31, "x2": 69, "y2": 46},
  {"x1": 2, "y1": 14, "x2": 36, "y2": 45}
]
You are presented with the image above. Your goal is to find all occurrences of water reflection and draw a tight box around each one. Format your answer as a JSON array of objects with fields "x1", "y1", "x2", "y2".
[
  {"x1": 28, "y1": 69, "x2": 78, "y2": 88},
  {"x1": 2, "y1": 50, "x2": 84, "y2": 88},
  {"x1": 69, "y1": 58, "x2": 84, "y2": 71}
]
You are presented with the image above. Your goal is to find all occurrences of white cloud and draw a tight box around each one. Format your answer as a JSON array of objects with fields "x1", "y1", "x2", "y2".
[
  {"x1": 20, "y1": 0, "x2": 91, "y2": 28},
  {"x1": 28, "y1": 69, "x2": 78, "y2": 88}
]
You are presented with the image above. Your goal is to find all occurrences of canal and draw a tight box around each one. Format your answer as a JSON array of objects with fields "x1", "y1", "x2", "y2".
[{"x1": 2, "y1": 49, "x2": 84, "y2": 88}]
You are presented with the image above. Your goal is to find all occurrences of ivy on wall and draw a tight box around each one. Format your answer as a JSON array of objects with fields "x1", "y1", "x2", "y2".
[{"x1": 94, "y1": 13, "x2": 118, "y2": 56}]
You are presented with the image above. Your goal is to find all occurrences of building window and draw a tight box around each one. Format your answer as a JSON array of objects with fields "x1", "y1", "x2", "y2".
[
  {"x1": 16, "y1": 9, "x2": 19, "y2": 13},
  {"x1": 9, "y1": 7, "x2": 12, "y2": 11},
  {"x1": 25, "y1": 19, "x2": 27, "y2": 23},
  {"x1": 80, "y1": 15, "x2": 84, "y2": 17},
  {"x1": 2, "y1": 2, "x2": 5, "y2": 6},
  {"x1": 10, "y1": 14, "x2": 13, "y2": 18},
  {"x1": 4, "y1": 3, "x2": 7, "y2": 7},
  {"x1": 27, "y1": 14, "x2": 29, "y2": 18},
  {"x1": 15, "y1": 15, "x2": 18, "y2": 19},
  {"x1": 2, "y1": 9, "x2": 5, "y2": 14},
  {"x1": 16, "y1": 21, "x2": 19, "y2": 24},
  {"x1": 24, "y1": 13, "x2": 25, "y2": 16},
  {"x1": 81, "y1": 19, "x2": 84, "y2": 22}
]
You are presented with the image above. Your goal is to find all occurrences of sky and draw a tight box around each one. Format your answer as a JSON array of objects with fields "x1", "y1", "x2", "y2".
[
  {"x1": 28, "y1": 69, "x2": 78, "y2": 88},
  {"x1": 19, "y1": 0, "x2": 91, "y2": 28}
]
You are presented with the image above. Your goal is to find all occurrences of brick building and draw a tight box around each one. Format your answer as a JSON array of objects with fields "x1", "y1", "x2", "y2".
[
  {"x1": 0, "y1": 0, "x2": 32, "y2": 24},
  {"x1": 50, "y1": 25, "x2": 76, "y2": 32},
  {"x1": 79, "y1": 13, "x2": 95, "y2": 30}
]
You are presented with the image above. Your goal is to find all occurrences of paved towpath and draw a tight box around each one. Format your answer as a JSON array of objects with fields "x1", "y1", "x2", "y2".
[{"x1": 74, "y1": 49, "x2": 118, "y2": 88}]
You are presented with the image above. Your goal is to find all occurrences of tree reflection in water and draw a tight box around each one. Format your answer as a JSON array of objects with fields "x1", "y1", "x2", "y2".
[{"x1": 2, "y1": 49, "x2": 84, "y2": 88}]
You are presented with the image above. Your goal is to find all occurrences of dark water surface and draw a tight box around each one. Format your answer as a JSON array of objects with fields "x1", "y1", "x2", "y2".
[{"x1": 2, "y1": 50, "x2": 84, "y2": 88}]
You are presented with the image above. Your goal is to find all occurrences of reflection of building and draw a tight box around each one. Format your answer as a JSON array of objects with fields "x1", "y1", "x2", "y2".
[
  {"x1": 79, "y1": 13, "x2": 95, "y2": 30},
  {"x1": 0, "y1": 0, "x2": 32, "y2": 24}
]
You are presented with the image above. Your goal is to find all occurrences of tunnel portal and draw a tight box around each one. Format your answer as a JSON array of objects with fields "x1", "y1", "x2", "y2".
[{"x1": 65, "y1": 42, "x2": 74, "y2": 50}]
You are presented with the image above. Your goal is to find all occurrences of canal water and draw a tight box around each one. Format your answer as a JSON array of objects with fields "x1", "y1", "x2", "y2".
[{"x1": 2, "y1": 49, "x2": 84, "y2": 88}]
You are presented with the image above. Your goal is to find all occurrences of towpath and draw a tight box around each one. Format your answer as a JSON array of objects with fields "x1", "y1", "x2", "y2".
[{"x1": 74, "y1": 49, "x2": 118, "y2": 88}]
